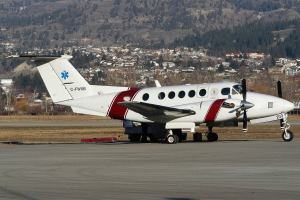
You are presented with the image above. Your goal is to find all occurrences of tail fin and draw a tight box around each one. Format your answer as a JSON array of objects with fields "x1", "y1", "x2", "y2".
[{"x1": 37, "y1": 55, "x2": 92, "y2": 103}]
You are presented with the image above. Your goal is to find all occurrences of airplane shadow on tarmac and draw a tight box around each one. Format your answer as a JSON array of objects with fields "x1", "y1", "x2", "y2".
[
  {"x1": 98, "y1": 139, "x2": 283, "y2": 145},
  {"x1": 0, "y1": 139, "x2": 284, "y2": 145}
]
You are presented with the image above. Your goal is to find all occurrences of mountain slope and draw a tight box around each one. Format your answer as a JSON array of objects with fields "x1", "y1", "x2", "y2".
[{"x1": 0, "y1": 0, "x2": 300, "y2": 49}]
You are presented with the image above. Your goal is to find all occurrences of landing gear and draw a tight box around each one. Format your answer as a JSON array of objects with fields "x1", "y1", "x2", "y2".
[
  {"x1": 166, "y1": 134, "x2": 178, "y2": 144},
  {"x1": 128, "y1": 134, "x2": 141, "y2": 142},
  {"x1": 280, "y1": 113, "x2": 294, "y2": 142},
  {"x1": 282, "y1": 130, "x2": 294, "y2": 142},
  {"x1": 206, "y1": 126, "x2": 218, "y2": 142},
  {"x1": 172, "y1": 129, "x2": 187, "y2": 142},
  {"x1": 207, "y1": 132, "x2": 218, "y2": 142},
  {"x1": 165, "y1": 130, "x2": 178, "y2": 144},
  {"x1": 141, "y1": 123, "x2": 148, "y2": 143},
  {"x1": 193, "y1": 132, "x2": 202, "y2": 142}
]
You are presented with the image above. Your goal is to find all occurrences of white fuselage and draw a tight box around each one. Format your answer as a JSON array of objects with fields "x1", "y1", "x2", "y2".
[{"x1": 61, "y1": 82, "x2": 294, "y2": 125}]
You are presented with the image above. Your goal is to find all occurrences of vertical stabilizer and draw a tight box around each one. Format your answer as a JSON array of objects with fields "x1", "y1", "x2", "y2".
[{"x1": 37, "y1": 55, "x2": 92, "y2": 103}]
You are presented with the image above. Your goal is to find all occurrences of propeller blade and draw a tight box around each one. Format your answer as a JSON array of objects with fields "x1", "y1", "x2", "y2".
[
  {"x1": 242, "y1": 111, "x2": 248, "y2": 132},
  {"x1": 277, "y1": 81, "x2": 284, "y2": 129},
  {"x1": 277, "y1": 81, "x2": 282, "y2": 98},
  {"x1": 242, "y1": 79, "x2": 247, "y2": 101},
  {"x1": 280, "y1": 119, "x2": 284, "y2": 130}
]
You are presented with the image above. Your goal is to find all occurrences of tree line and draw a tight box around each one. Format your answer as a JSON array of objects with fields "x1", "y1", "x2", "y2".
[{"x1": 172, "y1": 20, "x2": 300, "y2": 58}]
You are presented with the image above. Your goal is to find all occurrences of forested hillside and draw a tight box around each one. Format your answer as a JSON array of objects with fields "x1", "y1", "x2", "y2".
[
  {"x1": 172, "y1": 20, "x2": 300, "y2": 58},
  {"x1": 1, "y1": 0, "x2": 300, "y2": 57}
]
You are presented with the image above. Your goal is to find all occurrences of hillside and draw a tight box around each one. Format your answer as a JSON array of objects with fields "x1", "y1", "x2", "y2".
[
  {"x1": 1, "y1": 0, "x2": 300, "y2": 53},
  {"x1": 172, "y1": 19, "x2": 300, "y2": 58}
]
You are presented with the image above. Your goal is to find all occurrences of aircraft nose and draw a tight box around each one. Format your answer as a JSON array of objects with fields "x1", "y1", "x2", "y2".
[{"x1": 281, "y1": 99, "x2": 294, "y2": 113}]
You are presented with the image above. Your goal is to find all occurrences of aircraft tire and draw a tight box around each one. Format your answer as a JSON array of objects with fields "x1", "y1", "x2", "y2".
[
  {"x1": 282, "y1": 130, "x2": 294, "y2": 142},
  {"x1": 193, "y1": 132, "x2": 202, "y2": 142},
  {"x1": 128, "y1": 134, "x2": 141, "y2": 142},
  {"x1": 141, "y1": 135, "x2": 148, "y2": 143},
  {"x1": 149, "y1": 135, "x2": 159, "y2": 143},
  {"x1": 166, "y1": 135, "x2": 178, "y2": 144},
  {"x1": 172, "y1": 129, "x2": 186, "y2": 142},
  {"x1": 207, "y1": 132, "x2": 218, "y2": 142}
]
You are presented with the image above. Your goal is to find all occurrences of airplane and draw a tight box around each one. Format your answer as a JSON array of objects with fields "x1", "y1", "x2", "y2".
[{"x1": 17, "y1": 54, "x2": 295, "y2": 144}]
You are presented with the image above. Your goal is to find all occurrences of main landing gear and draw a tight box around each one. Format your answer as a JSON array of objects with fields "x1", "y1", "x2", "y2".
[
  {"x1": 166, "y1": 133, "x2": 179, "y2": 144},
  {"x1": 206, "y1": 126, "x2": 218, "y2": 142},
  {"x1": 165, "y1": 129, "x2": 187, "y2": 144},
  {"x1": 192, "y1": 127, "x2": 219, "y2": 142},
  {"x1": 280, "y1": 113, "x2": 294, "y2": 142}
]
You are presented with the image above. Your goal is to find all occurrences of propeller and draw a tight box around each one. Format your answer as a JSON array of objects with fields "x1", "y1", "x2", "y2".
[
  {"x1": 277, "y1": 81, "x2": 282, "y2": 98},
  {"x1": 241, "y1": 79, "x2": 248, "y2": 132},
  {"x1": 229, "y1": 79, "x2": 254, "y2": 132},
  {"x1": 277, "y1": 81, "x2": 284, "y2": 129}
]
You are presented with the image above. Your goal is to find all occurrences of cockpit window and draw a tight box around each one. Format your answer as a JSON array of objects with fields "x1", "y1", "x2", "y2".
[{"x1": 232, "y1": 84, "x2": 243, "y2": 95}]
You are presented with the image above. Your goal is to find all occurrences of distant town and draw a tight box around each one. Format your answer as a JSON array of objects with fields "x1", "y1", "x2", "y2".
[{"x1": 1, "y1": 42, "x2": 300, "y2": 115}]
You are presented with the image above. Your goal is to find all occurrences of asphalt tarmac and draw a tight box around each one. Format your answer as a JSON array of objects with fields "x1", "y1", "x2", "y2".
[{"x1": 1, "y1": 141, "x2": 300, "y2": 200}]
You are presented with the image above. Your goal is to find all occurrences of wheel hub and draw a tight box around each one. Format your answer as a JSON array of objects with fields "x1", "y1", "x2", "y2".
[
  {"x1": 284, "y1": 132, "x2": 291, "y2": 140},
  {"x1": 168, "y1": 136, "x2": 174, "y2": 143}
]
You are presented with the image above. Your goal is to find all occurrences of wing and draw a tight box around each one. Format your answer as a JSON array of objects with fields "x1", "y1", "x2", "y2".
[{"x1": 119, "y1": 101, "x2": 196, "y2": 122}]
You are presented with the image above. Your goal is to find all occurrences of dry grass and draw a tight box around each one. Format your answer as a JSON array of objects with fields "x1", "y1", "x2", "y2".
[
  {"x1": 0, "y1": 114, "x2": 107, "y2": 121},
  {"x1": 0, "y1": 127, "x2": 125, "y2": 143},
  {"x1": 0, "y1": 115, "x2": 299, "y2": 143}
]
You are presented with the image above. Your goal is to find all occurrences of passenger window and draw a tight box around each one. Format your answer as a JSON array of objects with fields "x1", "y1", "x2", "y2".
[
  {"x1": 221, "y1": 88, "x2": 230, "y2": 95},
  {"x1": 158, "y1": 92, "x2": 165, "y2": 100},
  {"x1": 168, "y1": 91, "x2": 175, "y2": 99},
  {"x1": 199, "y1": 89, "x2": 207, "y2": 97},
  {"x1": 178, "y1": 91, "x2": 185, "y2": 98},
  {"x1": 188, "y1": 90, "x2": 195, "y2": 97},
  {"x1": 142, "y1": 93, "x2": 149, "y2": 101}
]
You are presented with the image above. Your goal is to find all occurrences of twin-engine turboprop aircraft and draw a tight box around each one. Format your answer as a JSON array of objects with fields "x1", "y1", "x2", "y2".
[{"x1": 21, "y1": 55, "x2": 295, "y2": 143}]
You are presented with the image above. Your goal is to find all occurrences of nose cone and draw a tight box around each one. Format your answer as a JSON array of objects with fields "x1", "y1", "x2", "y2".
[{"x1": 282, "y1": 99, "x2": 295, "y2": 113}]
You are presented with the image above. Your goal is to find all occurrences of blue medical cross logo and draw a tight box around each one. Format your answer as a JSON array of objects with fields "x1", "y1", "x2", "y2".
[{"x1": 61, "y1": 70, "x2": 69, "y2": 80}]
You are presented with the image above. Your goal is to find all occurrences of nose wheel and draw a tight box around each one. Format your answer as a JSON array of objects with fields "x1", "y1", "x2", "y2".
[
  {"x1": 282, "y1": 130, "x2": 294, "y2": 142},
  {"x1": 280, "y1": 113, "x2": 294, "y2": 142}
]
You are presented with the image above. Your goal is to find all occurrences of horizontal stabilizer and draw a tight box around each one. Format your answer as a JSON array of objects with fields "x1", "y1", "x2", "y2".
[
  {"x1": 71, "y1": 106, "x2": 106, "y2": 116},
  {"x1": 14, "y1": 55, "x2": 64, "y2": 65}
]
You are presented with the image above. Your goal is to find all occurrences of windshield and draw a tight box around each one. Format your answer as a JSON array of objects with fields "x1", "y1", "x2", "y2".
[{"x1": 232, "y1": 84, "x2": 243, "y2": 94}]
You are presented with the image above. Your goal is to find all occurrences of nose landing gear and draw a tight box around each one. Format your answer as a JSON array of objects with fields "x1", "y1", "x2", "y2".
[{"x1": 280, "y1": 113, "x2": 294, "y2": 142}]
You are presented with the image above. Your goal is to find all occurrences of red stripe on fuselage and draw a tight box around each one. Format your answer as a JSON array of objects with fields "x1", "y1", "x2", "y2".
[
  {"x1": 204, "y1": 99, "x2": 226, "y2": 122},
  {"x1": 108, "y1": 88, "x2": 140, "y2": 120}
]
